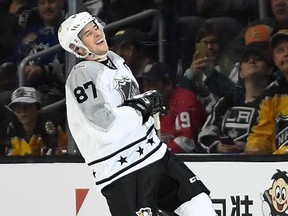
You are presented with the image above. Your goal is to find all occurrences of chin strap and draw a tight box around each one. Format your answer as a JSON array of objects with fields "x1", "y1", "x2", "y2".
[
  {"x1": 88, "y1": 52, "x2": 108, "y2": 61},
  {"x1": 74, "y1": 49, "x2": 107, "y2": 61}
]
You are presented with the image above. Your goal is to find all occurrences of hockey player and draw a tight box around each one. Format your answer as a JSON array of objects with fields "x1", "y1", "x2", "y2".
[{"x1": 58, "y1": 11, "x2": 216, "y2": 216}]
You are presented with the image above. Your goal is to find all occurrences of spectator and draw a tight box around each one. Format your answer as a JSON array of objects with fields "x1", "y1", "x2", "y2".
[
  {"x1": 180, "y1": 22, "x2": 235, "y2": 113},
  {"x1": 1, "y1": 0, "x2": 68, "y2": 133},
  {"x1": 6, "y1": 0, "x2": 67, "y2": 107},
  {"x1": 3, "y1": 86, "x2": 67, "y2": 156},
  {"x1": 270, "y1": 0, "x2": 288, "y2": 28},
  {"x1": 229, "y1": 24, "x2": 273, "y2": 83},
  {"x1": 0, "y1": 0, "x2": 38, "y2": 152},
  {"x1": 197, "y1": 43, "x2": 274, "y2": 153},
  {"x1": 141, "y1": 62, "x2": 207, "y2": 153},
  {"x1": 246, "y1": 29, "x2": 288, "y2": 154},
  {"x1": 108, "y1": 28, "x2": 156, "y2": 90},
  {"x1": 226, "y1": 0, "x2": 288, "y2": 68},
  {"x1": 0, "y1": 0, "x2": 38, "y2": 64}
]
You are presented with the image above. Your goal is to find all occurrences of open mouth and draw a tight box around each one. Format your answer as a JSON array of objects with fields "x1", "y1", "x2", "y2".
[
  {"x1": 277, "y1": 202, "x2": 284, "y2": 211},
  {"x1": 96, "y1": 39, "x2": 104, "y2": 45}
]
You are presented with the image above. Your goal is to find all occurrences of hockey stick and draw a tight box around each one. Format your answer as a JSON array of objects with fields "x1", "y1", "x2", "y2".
[{"x1": 153, "y1": 112, "x2": 161, "y2": 139}]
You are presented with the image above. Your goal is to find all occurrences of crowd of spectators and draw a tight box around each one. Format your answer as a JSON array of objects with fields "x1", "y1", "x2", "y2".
[
  {"x1": 1, "y1": 0, "x2": 288, "y2": 156},
  {"x1": 197, "y1": 27, "x2": 274, "y2": 153}
]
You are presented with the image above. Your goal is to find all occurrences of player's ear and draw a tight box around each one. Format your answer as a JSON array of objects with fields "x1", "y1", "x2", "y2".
[
  {"x1": 69, "y1": 43, "x2": 87, "y2": 56},
  {"x1": 69, "y1": 43, "x2": 78, "y2": 52}
]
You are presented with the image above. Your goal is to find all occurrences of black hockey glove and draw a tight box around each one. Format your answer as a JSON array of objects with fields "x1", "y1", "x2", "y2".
[{"x1": 122, "y1": 90, "x2": 167, "y2": 123}]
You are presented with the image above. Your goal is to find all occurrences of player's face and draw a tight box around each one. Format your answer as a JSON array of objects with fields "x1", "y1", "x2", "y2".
[
  {"x1": 273, "y1": 39, "x2": 288, "y2": 78},
  {"x1": 79, "y1": 21, "x2": 108, "y2": 56}
]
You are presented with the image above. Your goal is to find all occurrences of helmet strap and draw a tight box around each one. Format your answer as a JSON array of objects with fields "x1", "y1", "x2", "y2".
[{"x1": 88, "y1": 52, "x2": 108, "y2": 61}]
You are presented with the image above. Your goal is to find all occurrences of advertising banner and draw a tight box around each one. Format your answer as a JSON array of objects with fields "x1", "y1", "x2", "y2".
[{"x1": 0, "y1": 161, "x2": 287, "y2": 216}]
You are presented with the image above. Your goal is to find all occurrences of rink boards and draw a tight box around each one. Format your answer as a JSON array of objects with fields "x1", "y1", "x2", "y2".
[{"x1": 0, "y1": 159, "x2": 288, "y2": 216}]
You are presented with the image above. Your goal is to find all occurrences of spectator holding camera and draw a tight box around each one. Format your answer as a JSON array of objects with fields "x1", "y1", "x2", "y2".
[{"x1": 180, "y1": 22, "x2": 234, "y2": 113}]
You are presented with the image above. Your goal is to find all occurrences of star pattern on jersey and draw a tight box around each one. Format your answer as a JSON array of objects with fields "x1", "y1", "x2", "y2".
[
  {"x1": 136, "y1": 146, "x2": 144, "y2": 156},
  {"x1": 116, "y1": 138, "x2": 157, "y2": 166},
  {"x1": 117, "y1": 156, "x2": 128, "y2": 165},
  {"x1": 147, "y1": 138, "x2": 155, "y2": 146}
]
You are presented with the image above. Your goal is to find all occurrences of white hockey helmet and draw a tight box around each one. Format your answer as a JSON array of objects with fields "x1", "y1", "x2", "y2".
[{"x1": 58, "y1": 11, "x2": 104, "y2": 59}]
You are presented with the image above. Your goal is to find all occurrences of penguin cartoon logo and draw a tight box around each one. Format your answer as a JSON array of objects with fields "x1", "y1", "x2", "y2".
[
  {"x1": 135, "y1": 207, "x2": 152, "y2": 216},
  {"x1": 261, "y1": 169, "x2": 288, "y2": 216}
]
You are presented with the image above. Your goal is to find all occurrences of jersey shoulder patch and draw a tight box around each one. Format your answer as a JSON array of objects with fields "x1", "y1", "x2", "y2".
[{"x1": 73, "y1": 62, "x2": 86, "y2": 70}]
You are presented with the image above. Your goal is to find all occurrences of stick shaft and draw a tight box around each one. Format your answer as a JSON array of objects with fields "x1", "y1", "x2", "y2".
[{"x1": 153, "y1": 113, "x2": 161, "y2": 139}]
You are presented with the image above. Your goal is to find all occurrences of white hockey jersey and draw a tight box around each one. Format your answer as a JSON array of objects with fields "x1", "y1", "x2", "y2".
[{"x1": 65, "y1": 51, "x2": 167, "y2": 190}]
